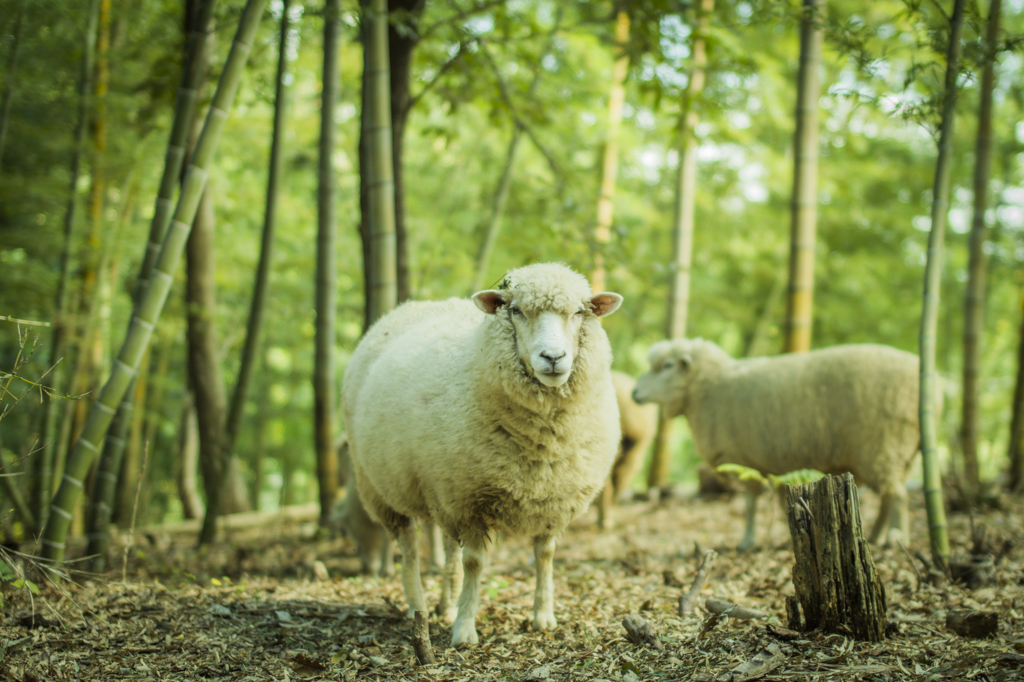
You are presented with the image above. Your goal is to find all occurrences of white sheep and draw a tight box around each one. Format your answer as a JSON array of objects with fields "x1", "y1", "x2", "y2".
[
  {"x1": 342, "y1": 263, "x2": 622, "y2": 646},
  {"x1": 597, "y1": 371, "x2": 658, "y2": 528},
  {"x1": 632, "y1": 339, "x2": 925, "y2": 549},
  {"x1": 331, "y1": 434, "x2": 441, "y2": 576}
]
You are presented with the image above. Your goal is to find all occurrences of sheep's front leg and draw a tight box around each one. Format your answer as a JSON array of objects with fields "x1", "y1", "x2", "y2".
[
  {"x1": 532, "y1": 534, "x2": 557, "y2": 631},
  {"x1": 451, "y1": 540, "x2": 487, "y2": 647},
  {"x1": 397, "y1": 521, "x2": 427, "y2": 618},
  {"x1": 436, "y1": 533, "x2": 463, "y2": 624}
]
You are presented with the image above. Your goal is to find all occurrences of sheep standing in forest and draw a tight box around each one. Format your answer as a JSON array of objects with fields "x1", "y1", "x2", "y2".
[
  {"x1": 342, "y1": 263, "x2": 623, "y2": 647},
  {"x1": 597, "y1": 371, "x2": 658, "y2": 528},
  {"x1": 633, "y1": 339, "x2": 926, "y2": 549}
]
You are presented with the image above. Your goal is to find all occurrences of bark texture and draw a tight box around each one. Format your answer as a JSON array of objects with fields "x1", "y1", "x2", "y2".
[
  {"x1": 786, "y1": 473, "x2": 887, "y2": 641},
  {"x1": 315, "y1": 0, "x2": 341, "y2": 526}
]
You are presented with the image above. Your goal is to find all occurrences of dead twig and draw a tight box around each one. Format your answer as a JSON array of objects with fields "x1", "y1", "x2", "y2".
[
  {"x1": 704, "y1": 597, "x2": 767, "y2": 620},
  {"x1": 679, "y1": 549, "x2": 717, "y2": 617}
]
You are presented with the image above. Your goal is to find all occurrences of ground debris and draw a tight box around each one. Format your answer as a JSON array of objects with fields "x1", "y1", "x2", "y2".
[
  {"x1": 0, "y1": 491, "x2": 1020, "y2": 681},
  {"x1": 946, "y1": 609, "x2": 998, "y2": 638}
]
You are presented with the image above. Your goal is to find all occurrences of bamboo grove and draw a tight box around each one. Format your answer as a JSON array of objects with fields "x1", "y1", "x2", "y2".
[{"x1": 1, "y1": 0, "x2": 1023, "y2": 573}]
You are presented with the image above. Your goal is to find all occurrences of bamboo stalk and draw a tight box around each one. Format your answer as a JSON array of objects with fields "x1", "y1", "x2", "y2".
[
  {"x1": 649, "y1": 0, "x2": 712, "y2": 492},
  {"x1": 782, "y1": 0, "x2": 823, "y2": 354},
  {"x1": 365, "y1": 0, "x2": 397, "y2": 324},
  {"x1": 470, "y1": 9, "x2": 563, "y2": 295},
  {"x1": 40, "y1": 0, "x2": 269, "y2": 569},
  {"x1": 919, "y1": 0, "x2": 966, "y2": 568},
  {"x1": 590, "y1": 9, "x2": 630, "y2": 294},
  {"x1": 35, "y1": 0, "x2": 102, "y2": 532},
  {"x1": 0, "y1": 0, "x2": 26, "y2": 175},
  {"x1": 226, "y1": 0, "x2": 291, "y2": 457},
  {"x1": 314, "y1": 0, "x2": 340, "y2": 527},
  {"x1": 960, "y1": 0, "x2": 1001, "y2": 496},
  {"x1": 84, "y1": 0, "x2": 217, "y2": 572}
]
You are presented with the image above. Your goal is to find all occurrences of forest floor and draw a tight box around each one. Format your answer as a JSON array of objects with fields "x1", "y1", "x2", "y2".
[{"x1": 1, "y1": 487, "x2": 1023, "y2": 681}]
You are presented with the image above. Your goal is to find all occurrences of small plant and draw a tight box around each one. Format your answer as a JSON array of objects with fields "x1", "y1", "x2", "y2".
[{"x1": 715, "y1": 463, "x2": 825, "y2": 489}]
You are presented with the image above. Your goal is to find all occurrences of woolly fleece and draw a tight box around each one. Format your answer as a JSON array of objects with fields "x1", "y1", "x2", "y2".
[
  {"x1": 635, "y1": 338, "x2": 925, "y2": 546},
  {"x1": 341, "y1": 263, "x2": 621, "y2": 641}
]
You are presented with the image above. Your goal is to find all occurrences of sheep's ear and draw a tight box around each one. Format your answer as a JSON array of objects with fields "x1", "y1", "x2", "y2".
[
  {"x1": 472, "y1": 290, "x2": 507, "y2": 314},
  {"x1": 588, "y1": 292, "x2": 623, "y2": 317}
]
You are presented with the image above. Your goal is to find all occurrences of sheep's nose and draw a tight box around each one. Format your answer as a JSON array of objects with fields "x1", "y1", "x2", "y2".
[
  {"x1": 540, "y1": 350, "x2": 566, "y2": 362},
  {"x1": 632, "y1": 389, "x2": 643, "y2": 403}
]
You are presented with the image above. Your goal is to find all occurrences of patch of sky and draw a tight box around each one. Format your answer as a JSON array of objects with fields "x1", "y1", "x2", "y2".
[
  {"x1": 635, "y1": 108, "x2": 656, "y2": 130},
  {"x1": 948, "y1": 207, "x2": 970, "y2": 234},
  {"x1": 659, "y1": 14, "x2": 691, "y2": 60},
  {"x1": 912, "y1": 215, "x2": 930, "y2": 232},
  {"x1": 655, "y1": 63, "x2": 688, "y2": 90},
  {"x1": 464, "y1": 14, "x2": 493, "y2": 35}
]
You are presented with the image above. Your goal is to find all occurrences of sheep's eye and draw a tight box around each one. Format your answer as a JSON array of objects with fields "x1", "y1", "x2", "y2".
[
  {"x1": 575, "y1": 309, "x2": 584, "y2": 316},
  {"x1": 663, "y1": 361, "x2": 675, "y2": 371},
  {"x1": 510, "y1": 305, "x2": 524, "y2": 317}
]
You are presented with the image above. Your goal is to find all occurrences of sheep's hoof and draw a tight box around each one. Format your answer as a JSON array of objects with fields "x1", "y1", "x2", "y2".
[
  {"x1": 435, "y1": 601, "x2": 458, "y2": 624},
  {"x1": 736, "y1": 537, "x2": 757, "y2": 552},
  {"x1": 532, "y1": 612, "x2": 557, "y2": 632},
  {"x1": 450, "y1": 618, "x2": 478, "y2": 647}
]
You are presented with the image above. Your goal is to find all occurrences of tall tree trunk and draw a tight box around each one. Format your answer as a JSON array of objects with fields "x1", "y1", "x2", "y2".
[
  {"x1": 960, "y1": 0, "x2": 1001, "y2": 496},
  {"x1": 314, "y1": 0, "x2": 341, "y2": 527},
  {"x1": 365, "y1": 0, "x2": 398, "y2": 323},
  {"x1": 389, "y1": 0, "x2": 426, "y2": 303},
  {"x1": 176, "y1": 394, "x2": 204, "y2": 520},
  {"x1": 250, "y1": 375, "x2": 269, "y2": 510},
  {"x1": 40, "y1": 0, "x2": 269, "y2": 568},
  {"x1": 1009, "y1": 289, "x2": 1024, "y2": 493},
  {"x1": 471, "y1": 129, "x2": 522, "y2": 294},
  {"x1": 590, "y1": 8, "x2": 630, "y2": 294},
  {"x1": 919, "y1": 0, "x2": 966, "y2": 569},
  {"x1": 470, "y1": 10, "x2": 562, "y2": 295},
  {"x1": 115, "y1": 349, "x2": 149, "y2": 526},
  {"x1": 191, "y1": 187, "x2": 245, "y2": 546},
  {"x1": 648, "y1": 0, "x2": 711, "y2": 494},
  {"x1": 35, "y1": 0, "x2": 101, "y2": 530},
  {"x1": 63, "y1": 0, "x2": 112, "y2": 482},
  {"x1": 85, "y1": 0, "x2": 216, "y2": 568},
  {"x1": 782, "y1": 0, "x2": 823, "y2": 354},
  {"x1": 0, "y1": 0, "x2": 26, "y2": 176},
  {"x1": 225, "y1": 0, "x2": 292, "y2": 460}
]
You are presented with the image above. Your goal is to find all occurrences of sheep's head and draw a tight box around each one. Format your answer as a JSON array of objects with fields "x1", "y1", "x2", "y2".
[
  {"x1": 633, "y1": 339, "x2": 702, "y2": 417},
  {"x1": 472, "y1": 263, "x2": 622, "y2": 388}
]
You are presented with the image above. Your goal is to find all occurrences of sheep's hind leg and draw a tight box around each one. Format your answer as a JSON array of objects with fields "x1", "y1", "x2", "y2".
[
  {"x1": 532, "y1": 534, "x2": 557, "y2": 631},
  {"x1": 737, "y1": 487, "x2": 759, "y2": 551},
  {"x1": 869, "y1": 492, "x2": 895, "y2": 546},
  {"x1": 436, "y1": 533, "x2": 463, "y2": 624},
  {"x1": 397, "y1": 521, "x2": 427, "y2": 618},
  {"x1": 426, "y1": 522, "x2": 445, "y2": 571},
  {"x1": 451, "y1": 540, "x2": 487, "y2": 647}
]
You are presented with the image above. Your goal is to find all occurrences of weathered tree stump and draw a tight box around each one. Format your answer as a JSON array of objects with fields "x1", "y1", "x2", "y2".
[{"x1": 786, "y1": 473, "x2": 887, "y2": 641}]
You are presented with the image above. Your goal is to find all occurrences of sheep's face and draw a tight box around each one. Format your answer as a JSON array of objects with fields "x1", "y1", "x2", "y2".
[
  {"x1": 633, "y1": 341, "x2": 694, "y2": 417},
  {"x1": 473, "y1": 288, "x2": 622, "y2": 388}
]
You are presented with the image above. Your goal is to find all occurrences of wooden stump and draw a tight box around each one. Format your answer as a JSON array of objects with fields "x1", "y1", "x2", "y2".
[{"x1": 786, "y1": 473, "x2": 887, "y2": 641}]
